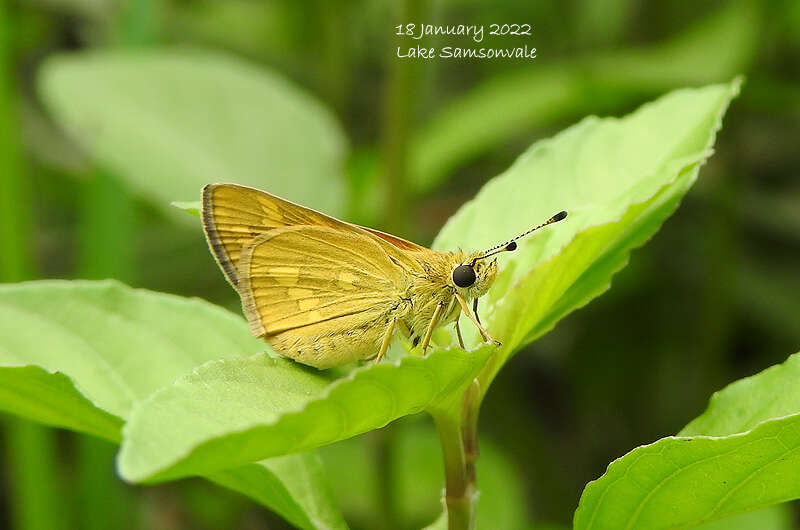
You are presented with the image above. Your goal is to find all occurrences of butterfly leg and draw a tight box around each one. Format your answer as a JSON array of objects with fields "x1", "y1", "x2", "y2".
[
  {"x1": 374, "y1": 318, "x2": 397, "y2": 364},
  {"x1": 420, "y1": 301, "x2": 445, "y2": 357},
  {"x1": 455, "y1": 293, "x2": 501, "y2": 346},
  {"x1": 455, "y1": 318, "x2": 466, "y2": 350}
]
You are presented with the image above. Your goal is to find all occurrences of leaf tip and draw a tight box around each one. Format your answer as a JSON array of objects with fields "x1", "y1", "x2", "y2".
[{"x1": 171, "y1": 201, "x2": 201, "y2": 217}]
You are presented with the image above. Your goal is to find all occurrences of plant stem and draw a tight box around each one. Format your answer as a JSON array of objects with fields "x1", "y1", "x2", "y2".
[
  {"x1": 74, "y1": 3, "x2": 155, "y2": 529},
  {"x1": 371, "y1": 425, "x2": 398, "y2": 530},
  {"x1": 0, "y1": 4, "x2": 32, "y2": 281},
  {"x1": 382, "y1": 0, "x2": 424, "y2": 234},
  {"x1": 0, "y1": 4, "x2": 68, "y2": 530},
  {"x1": 461, "y1": 379, "x2": 481, "y2": 487},
  {"x1": 431, "y1": 380, "x2": 482, "y2": 530}
]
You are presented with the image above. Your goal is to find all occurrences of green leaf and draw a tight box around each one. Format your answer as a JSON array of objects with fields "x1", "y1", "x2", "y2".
[
  {"x1": 210, "y1": 453, "x2": 346, "y2": 530},
  {"x1": 171, "y1": 201, "x2": 200, "y2": 216},
  {"x1": 0, "y1": 365, "x2": 122, "y2": 442},
  {"x1": 574, "y1": 414, "x2": 800, "y2": 529},
  {"x1": 433, "y1": 79, "x2": 741, "y2": 391},
  {"x1": 118, "y1": 346, "x2": 493, "y2": 483},
  {"x1": 574, "y1": 350, "x2": 800, "y2": 529},
  {"x1": 424, "y1": 506, "x2": 795, "y2": 530},
  {"x1": 411, "y1": 3, "x2": 755, "y2": 191},
  {"x1": 681, "y1": 351, "x2": 800, "y2": 437},
  {"x1": 0, "y1": 280, "x2": 265, "y2": 418},
  {"x1": 38, "y1": 49, "x2": 347, "y2": 220},
  {"x1": 0, "y1": 281, "x2": 346, "y2": 530}
]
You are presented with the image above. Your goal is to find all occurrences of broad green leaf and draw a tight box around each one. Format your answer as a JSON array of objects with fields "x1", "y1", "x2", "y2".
[
  {"x1": 118, "y1": 346, "x2": 493, "y2": 483},
  {"x1": 38, "y1": 49, "x2": 346, "y2": 220},
  {"x1": 681, "y1": 351, "x2": 800, "y2": 437},
  {"x1": 433, "y1": 80, "x2": 741, "y2": 392},
  {"x1": 573, "y1": 414, "x2": 800, "y2": 529},
  {"x1": 0, "y1": 365, "x2": 121, "y2": 442},
  {"x1": 452, "y1": 510, "x2": 796, "y2": 530},
  {"x1": 0, "y1": 281, "x2": 346, "y2": 530},
  {"x1": 0, "y1": 280, "x2": 264, "y2": 418},
  {"x1": 411, "y1": 3, "x2": 755, "y2": 191},
  {"x1": 575, "y1": 350, "x2": 800, "y2": 529},
  {"x1": 210, "y1": 453, "x2": 346, "y2": 530}
]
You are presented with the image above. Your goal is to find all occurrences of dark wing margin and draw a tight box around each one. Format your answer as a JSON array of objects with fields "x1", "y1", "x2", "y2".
[{"x1": 201, "y1": 184, "x2": 240, "y2": 288}]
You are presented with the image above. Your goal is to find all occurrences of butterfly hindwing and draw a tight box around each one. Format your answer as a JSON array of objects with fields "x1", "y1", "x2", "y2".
[{"x1": 237, "y1": 225, "x2": 413, "y2": 367}]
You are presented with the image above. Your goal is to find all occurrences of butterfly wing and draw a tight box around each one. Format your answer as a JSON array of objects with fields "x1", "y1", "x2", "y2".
[
  {"x1": 202, "y1": 183, "x2": 428, "y2": 288},
  {"x1": 238, "y1": 225, "x2": 414, "y2": 368}
]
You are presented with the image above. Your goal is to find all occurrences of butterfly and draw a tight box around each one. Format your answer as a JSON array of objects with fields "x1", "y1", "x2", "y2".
[{"x1": 201, "y1": 183, "x2": 566, "y2": 369}]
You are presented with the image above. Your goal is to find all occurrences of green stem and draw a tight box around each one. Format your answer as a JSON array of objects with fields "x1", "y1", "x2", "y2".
[
  {"x1": 431, "y1": 384, "x2": 481, "y2": 530},
  {"x1": 460, "y1": 379, "x2": 481, "y2": 487},
  {"x1": 371, "y1": 425, "x2": 398, "y2": 530},
  {"x1": 4, "y1": 418, "x2": 68, "y2": 530},
  {"x1": 382, "y1": 0, "x2": 424, "y2": 233},
  {"x1": 73, "y1": 3, "x2": 156, "y2": 529},
  {"x1": 0, "y1": 5, "x2": 69, "y2": 530},
  {"x1": 77, "y1": 170, "x2": 137, "y2": 281},
  {"x1": 312, "y1": 0, "x2": 348, "y2": 114},
  {"x1": 0, "y1": 4, "x2": 32, "y2": 281},
  {"x1": 373, "y1": 1, "x2": 426, "y2": 524}
]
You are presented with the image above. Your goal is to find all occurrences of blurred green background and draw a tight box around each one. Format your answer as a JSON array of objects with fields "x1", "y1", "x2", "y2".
[{"x1": 1, "y1": 0, "x2": 799, "y2": 529}]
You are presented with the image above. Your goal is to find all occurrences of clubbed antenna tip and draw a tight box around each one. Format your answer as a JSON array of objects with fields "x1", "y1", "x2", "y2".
[{"x1": 476, "y1": 209, "x2": 568, "y2": 262}]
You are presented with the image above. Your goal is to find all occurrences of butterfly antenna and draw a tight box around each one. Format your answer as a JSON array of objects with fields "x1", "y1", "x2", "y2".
[{"x1": 473, "y1": 211, "x2": 567, "y2": 263}]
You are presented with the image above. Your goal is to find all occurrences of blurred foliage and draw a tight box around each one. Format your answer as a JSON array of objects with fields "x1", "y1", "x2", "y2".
[{"x1": 1, "y1": 0, "x2": 799, "y2": 529}]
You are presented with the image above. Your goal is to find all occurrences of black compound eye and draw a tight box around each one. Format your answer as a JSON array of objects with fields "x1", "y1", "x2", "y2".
[{"x1": 452, "y1": 264, "x2": 476, "y2": 288}]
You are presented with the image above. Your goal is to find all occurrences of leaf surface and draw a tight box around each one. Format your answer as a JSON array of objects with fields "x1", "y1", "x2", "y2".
[
  {"x1": 119, "y1": 346, "x2": 493, "y2": 482},
  {"x1": 39, "y1": 49, "x2": 346, "y2": 219},
  {"x1": 433, "y1": 80, "x2": 741, "y2": 391},
  {"x1": 575, "y1": 351, "x2": 800, "y2": 529},
  {"x1": 0, "y1": 281, "x2": 346, "y2": 529}
]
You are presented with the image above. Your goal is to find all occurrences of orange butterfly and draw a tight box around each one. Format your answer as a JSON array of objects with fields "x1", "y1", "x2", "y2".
[{"x1": 202, "y1": 183, "x2": 566, "y2": 369}]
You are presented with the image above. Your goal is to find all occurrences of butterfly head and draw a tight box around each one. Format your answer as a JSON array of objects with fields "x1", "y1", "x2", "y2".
[
  {"x1": 449, "y1": 210, "x2": 568, "y2": 298},
  {"x1": 451, "y1": 254, "x2": 499, "y2": 298}
]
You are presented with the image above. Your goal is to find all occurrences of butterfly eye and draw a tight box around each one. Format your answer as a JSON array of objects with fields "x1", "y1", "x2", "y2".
[{"x1": 452, "y1": 264, "x2": 476, "y2": 288}]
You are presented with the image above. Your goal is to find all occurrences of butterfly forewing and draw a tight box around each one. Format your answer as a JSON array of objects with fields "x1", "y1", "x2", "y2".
[{"x1": 202, "y1": 183, "x2": 427, "y2": 288}]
